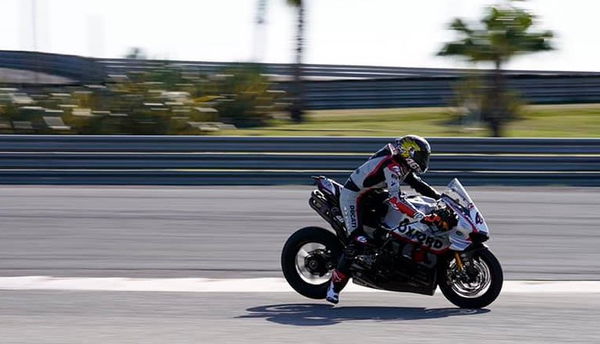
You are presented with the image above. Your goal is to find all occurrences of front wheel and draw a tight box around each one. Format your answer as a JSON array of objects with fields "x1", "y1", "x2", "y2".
[
  {"x1": 281, "y1": 226, "x2": 343, "y2": 299},
  {"x1": 438, "y1": 248, "x2": 503, "y2": 309}
]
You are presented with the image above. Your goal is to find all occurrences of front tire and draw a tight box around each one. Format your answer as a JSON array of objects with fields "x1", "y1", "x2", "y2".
[
  {"x1": 281, "y1": 227, "x2": 343, "y2": 299},
  {"x1": 438, "y1": 248, "x2": 503, "y2": 309}
]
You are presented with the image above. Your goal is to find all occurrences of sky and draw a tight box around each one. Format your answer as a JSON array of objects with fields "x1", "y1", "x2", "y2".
[{"x1": 0, "y1": 0, "x2": 598, "y2": 71}]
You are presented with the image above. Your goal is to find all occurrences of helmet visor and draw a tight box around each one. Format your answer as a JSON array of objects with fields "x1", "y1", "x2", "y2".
[{"x1": 409, "y1": 150, "x2": 430, "y2": 174}]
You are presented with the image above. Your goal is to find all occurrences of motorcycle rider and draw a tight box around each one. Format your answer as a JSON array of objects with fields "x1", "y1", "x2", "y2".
[{"x1": 326, "y1": 135, "x2": 442, "y2": 304}]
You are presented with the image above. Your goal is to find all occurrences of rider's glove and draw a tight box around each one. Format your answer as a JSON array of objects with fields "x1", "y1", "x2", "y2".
[
  {"x1": 422, "y1": 214, "x2": 442, "y2": 224},
  {"x1": 422, "y1": 213, "x2": 453, "y2": 231}
]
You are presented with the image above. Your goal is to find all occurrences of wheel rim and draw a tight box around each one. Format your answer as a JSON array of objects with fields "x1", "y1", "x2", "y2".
[
  {"x1": 446, "y1": 256, "x2": 492, "y2": 298},
  {"x1": 294, "y1": 242, "x2": 334, "y2": 285}
]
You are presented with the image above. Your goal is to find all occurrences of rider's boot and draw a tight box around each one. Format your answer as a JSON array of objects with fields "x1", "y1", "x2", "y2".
[
  {"x1": 326, "y1": 234, "x2": 371, "y2": 305},
  {"x1": 326, "y1": 270, "x2": 348, "y2": 304}
]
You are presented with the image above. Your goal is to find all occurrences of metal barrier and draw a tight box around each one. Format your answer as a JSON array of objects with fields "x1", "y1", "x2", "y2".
[
  {"x1": 99, "y1": 57, "x2": 600, "y2": 108},
  {"x1": 97, "y1": 58, "x2": 600, "y2": 79},
  {"x1": 3, "y1": 51, "x2": 600, "y2": 109},
  {"x1": 1, "y1": 135, "x2": 600, "y2": 153},
  {"x1": 294, "y1": 75, "x2": 600, "y2": 109},
  {"x1": 0, "y1": 51, "x2": 106, "y2": 84},
  {"x1": 0, "y1": 135, "x2": 598, "y2": 186}
]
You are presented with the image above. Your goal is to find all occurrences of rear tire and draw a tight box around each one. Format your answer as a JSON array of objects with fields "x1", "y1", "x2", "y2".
[
  {"x1": 438, "y1": 248, "x2": 503, "y2": 309},
  {"x1": 281, "y1": 227, "x2": 343, "y2": 299}
]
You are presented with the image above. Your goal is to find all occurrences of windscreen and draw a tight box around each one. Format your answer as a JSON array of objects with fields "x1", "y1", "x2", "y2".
[
  {"x1": 443, "y1": 178, "x2": 489, "y2": 240},
  {"x1": 445, "y1": 178, "x2": 474, "y2": 209}
]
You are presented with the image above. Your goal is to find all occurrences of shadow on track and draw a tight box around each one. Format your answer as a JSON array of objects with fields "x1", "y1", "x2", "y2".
[{"x1": 239, "y1": 303, "x2": 489, "y2": 326}]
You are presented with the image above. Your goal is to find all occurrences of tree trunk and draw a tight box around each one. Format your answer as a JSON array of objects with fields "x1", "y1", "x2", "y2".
[
  {"x1": 488, "y1": 59, "x2": 504, "y2": 137},
  {"x1": 289, "y1": 2, "x2": 305, "y2": 123}
]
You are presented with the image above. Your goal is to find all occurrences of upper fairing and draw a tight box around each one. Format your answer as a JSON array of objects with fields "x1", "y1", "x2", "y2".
[
  {"x1": 442, "y1": 179, "x2": 489, "y2": 250},
  {"x1": 374, "y1": 178, "x2": 489, "y2": 253}
]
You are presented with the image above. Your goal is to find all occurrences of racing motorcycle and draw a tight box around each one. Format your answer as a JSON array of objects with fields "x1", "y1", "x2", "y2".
[{"x1": 281, "y1": 177, "x2": 503, "y2": 308}]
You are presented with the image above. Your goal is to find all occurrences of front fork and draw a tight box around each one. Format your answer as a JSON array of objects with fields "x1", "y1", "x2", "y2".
[
  {"x1": 452, "y1": 245, "x2": 486, "y2": 282},
  {"x1": 454, "y1": 251, "x2": 465, "y2": 271}
]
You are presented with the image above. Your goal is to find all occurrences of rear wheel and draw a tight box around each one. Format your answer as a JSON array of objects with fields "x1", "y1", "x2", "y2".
[
  {"x1": 438, "y1": 248, "x2": 503, "y2": 308},
  {"x1": 281, "y1": 227, "x2": 343, "y2": 299}
]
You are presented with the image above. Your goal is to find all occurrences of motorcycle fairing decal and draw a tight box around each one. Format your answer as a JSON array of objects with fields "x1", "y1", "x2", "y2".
[
  {"x1": 389, "y1": 197, "x2": 419, "y2": 217},
  {"x1": 348, "y1": 204, "x2": 358, "y2": 228},
  {"x1": 475, "y1": 212, "x2": 484, "y2": 224},
  {"x1": 442, "y1": 198, "x2": 476, "y2": 251},
  {"x1": 391, "y1": 224, "x2": 450, "y2": 253},
  {"x1": 445, "y1": 198, "x2": 478, "y2": 233}
]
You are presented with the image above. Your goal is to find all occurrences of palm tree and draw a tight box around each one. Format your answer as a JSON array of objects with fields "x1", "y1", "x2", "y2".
[
  {"x1": 124, "y1": 47, "x2": 147, "y2": 60},
  {"x1": 438, "y1": 1, "x2": 553, "y2": 136},
  {"x1": 286, "y1": 0, "x2": 305, "y2": 123}
]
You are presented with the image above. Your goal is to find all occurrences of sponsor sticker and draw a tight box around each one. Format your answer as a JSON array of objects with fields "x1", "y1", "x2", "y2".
[
  {"x1": 396, "y1": 224, "x2": 445, "y2": 250},
  {"x1": 349, "y1": 205, "x2": 357, "y2": 227}
]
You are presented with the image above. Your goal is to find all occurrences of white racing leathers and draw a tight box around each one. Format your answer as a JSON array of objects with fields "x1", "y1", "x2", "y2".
[{"x1": 340, "y1": 143, "x2": 440, "y2": 234}]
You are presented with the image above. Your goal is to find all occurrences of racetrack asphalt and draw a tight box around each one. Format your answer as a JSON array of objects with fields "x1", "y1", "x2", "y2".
[
  {"x1": 0, "y1": 185, "x2": 599, "y2": 343},
  {"x1": 1, "y1": 291, "x2": 599, "y2": 344},
  {"x1": 0, "y1": 185, "x2": 598, "y2": 280}
]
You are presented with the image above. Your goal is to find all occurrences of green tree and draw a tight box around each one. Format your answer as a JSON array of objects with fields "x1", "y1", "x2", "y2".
[
  {"x1": 438, "y1": 1, "x2": 553, "y2": 136},
  {"x1": 286, "y1": 0, "x2": 306, "y2": 123}
]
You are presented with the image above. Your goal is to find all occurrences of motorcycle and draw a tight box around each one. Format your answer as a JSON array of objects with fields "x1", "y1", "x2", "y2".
[{"x1": 281, "y1": 177, "x2": 503, "y2": 308}]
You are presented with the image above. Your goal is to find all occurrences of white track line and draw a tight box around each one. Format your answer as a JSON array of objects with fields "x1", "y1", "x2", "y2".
[{"x1": 0, "y1": 277, "x2": 599, "y2": 293}]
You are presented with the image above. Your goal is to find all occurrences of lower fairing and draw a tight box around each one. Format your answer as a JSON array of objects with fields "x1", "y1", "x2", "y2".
[{"x1": 352, "y1": 270, "x2": 438, "y2": 296}]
